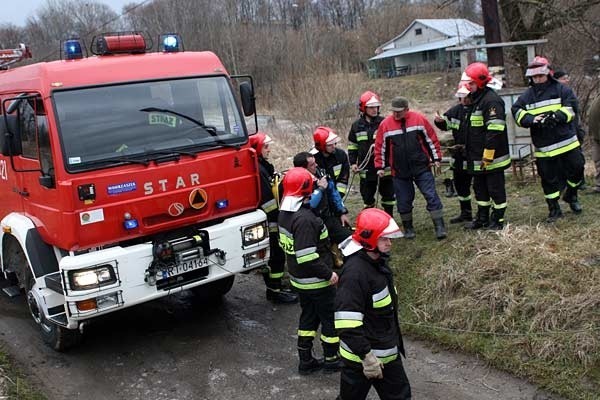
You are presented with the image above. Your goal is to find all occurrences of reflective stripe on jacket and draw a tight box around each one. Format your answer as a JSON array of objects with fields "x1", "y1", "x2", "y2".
[
  {"x1": 334, "y1": 250, "x2": 405, "y2": 365},
  {"x1": 374, "y1": 110, "x2": 441, "y2": 179},
  {"x1": 278, "y1": 205, "x2": 333, "y2": 291},
  {"x1": 464, "y1": 87, "x2": 510, "y2": 174},
  {"x1": 434, "y1": 103, "x2": 470, "y2": 146},
  {"x1": 348, "y1": 115, "x2": 383, "y2": 181},
  {"x1": 511, "y1": 80, "x2": 579, "y2": 158},
  {"x1": 314, "y1": 148, "x2": 350, "y2": 196}
]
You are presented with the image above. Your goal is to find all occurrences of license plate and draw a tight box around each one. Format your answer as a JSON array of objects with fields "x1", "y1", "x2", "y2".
[{"x1": 160, "y1": 257, "x2": 209, "y2": 279}]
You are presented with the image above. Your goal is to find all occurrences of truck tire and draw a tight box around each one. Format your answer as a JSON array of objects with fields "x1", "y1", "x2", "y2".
[
  {"x1": 39, "y1": 313, "x2": 82, "y2": 352},
  {"x1": 190, "y1": 275, "x2": 235, "y2": 300},
  {"x1": 23, "y1": 267, "x2": 81, "y2": 352},
  {"x1": 4, "y1": 237, "x2": 81, "y2": 353}
]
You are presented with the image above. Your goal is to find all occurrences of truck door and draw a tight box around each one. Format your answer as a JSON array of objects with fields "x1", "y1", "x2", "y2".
[{"x1": 9, "y1": 93, "x2": 60, "y2": 236}]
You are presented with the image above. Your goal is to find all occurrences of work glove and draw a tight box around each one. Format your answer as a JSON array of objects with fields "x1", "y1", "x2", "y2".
[
  {"x1": 481, "y1": 148, "x2": 494, "y2": 170},
  {"x1": 540, "y1": 112, "x2": 558, "y2": 129},
  {"x1": 362, "y1": 351, "x2": 384, "y2": 379}
]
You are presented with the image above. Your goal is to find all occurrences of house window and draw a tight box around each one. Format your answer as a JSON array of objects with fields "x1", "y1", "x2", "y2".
[{"x1": 415, "y1": 28, "x2": 422, "y2": 35}]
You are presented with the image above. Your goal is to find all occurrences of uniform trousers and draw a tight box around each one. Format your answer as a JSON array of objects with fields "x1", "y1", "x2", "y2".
[{"x1": 338, "y1": 359, "x2": 412, "y2": 400}]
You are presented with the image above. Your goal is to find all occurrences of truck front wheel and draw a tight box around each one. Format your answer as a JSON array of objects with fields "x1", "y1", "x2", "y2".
[
  {"x1": 38, "y1": 312, "x2": 82, "y2": 352},
  {"x1": 21, "y1": 259, "x2": 81, "y2": 351}
]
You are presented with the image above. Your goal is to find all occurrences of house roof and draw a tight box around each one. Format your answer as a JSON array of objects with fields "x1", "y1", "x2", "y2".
[
  {"x1": 370, "y1": 37, "x2": 460, "y2": 61},
  {"x1": 378, "y1": 18, "x2": 483, "y2": 51}
]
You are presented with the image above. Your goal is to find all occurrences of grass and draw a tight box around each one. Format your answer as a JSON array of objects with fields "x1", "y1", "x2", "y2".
[
  {"x1": 266, "y1": 70, "x2": 600, "y2": 399},
  {"x1": 0, "y1": 348, "x2": 45, "y2": 400},
  {"x1": 349, "y1": 174, "x2": 600, "y2": 400}
]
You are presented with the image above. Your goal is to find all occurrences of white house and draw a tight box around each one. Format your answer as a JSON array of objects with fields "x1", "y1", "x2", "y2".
[{"x1": 368, "y1": 19, "x2": 485, "y2": 78}]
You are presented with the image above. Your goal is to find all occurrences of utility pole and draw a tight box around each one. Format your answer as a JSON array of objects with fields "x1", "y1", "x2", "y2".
[{"x1": 481, "y1": 0, "x2": 505, "y2": 83}]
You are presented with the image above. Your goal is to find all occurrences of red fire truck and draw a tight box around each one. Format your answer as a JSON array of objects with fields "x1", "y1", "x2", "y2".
[{"x1": 0, "y1": 33, "x2": 270, "y2": 350}]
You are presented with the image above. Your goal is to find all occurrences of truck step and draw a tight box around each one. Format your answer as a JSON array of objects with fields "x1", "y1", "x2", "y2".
[{"x1": 2, "y1": 285, "x2": 21, "y2": 298}]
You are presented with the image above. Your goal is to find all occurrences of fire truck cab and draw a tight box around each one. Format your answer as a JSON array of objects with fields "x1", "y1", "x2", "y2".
[{"x1": 0, "y1": 34, "x2": 269, "y2": 350}]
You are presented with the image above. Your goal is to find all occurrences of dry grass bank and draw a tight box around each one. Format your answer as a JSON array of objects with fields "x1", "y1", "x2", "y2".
[
  {"x1": 262, "y1": 71, "x2": 600, "y2": 399},
  {"x1": 387, "y1": 180, "x2": 600, "y2": 400}
]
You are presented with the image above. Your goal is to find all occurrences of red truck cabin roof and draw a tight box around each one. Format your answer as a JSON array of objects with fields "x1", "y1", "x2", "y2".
[
  {"x1": 0, "y1": 51, "x2": 229, "y2": 92},
  {"x1": 0, "y1": 51, "x2": 262, "y2": 251}
]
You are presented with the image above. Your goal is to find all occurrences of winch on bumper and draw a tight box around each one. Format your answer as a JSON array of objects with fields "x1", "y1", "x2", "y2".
[{"x1": 41, "y1": 210, "x2": 269, "y2": 330}]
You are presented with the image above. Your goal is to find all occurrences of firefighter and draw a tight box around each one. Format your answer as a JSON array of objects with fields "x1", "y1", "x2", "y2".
[
  {"x1": 312, "y1": 126, "x2": 351, "y2": 198},
  {"x1": 278, "y1": 167, "x2": 342, "y2": 375},
  {"x1": 434, "y1": 82, "x2": 474, "y2": 224},
  {"x1": 347, "y1": 91, "x2": 395, "y2": 216},
  {"x1": 249, "y1": 132, "x2": 298, "y2": 304},
  {"x1": 461, "y1": 62, "x2": 510, "y2": 230},
  {"x1": 293, "y1": 151, "x2": 352, "y2": 268},
  {"x1": 335, "y1": 208, "x2": 411, "y2": 400},
  {"x1": 512, "y1": 57, "x2": 584, "y2": 222},
  {"x1": 374, "y1": 96, "x2": 447, "y2": 240}
]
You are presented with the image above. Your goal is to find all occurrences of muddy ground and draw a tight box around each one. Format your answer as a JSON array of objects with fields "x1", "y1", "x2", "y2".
[{"x1": 0, "y1": 272, "x2": 562, "y2": 400}]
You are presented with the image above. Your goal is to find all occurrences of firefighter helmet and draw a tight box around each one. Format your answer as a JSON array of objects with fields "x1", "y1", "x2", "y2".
[
  {"x1": 281, "y1": 167, "x2": 314, "y2": 198},
  {"x1": 464, "y1": 62, "x2": 492, "y2": 89},
  {"x1": 352, "y1": 208, "x2": 403, "y2": 251},
  {"x1": 358, "y1": 91, "x2": 382, "y2": 113},
  {"x1": 313, "y1": 126, "x2": 339, "y2": 152},
  {"x1": 248, "y1": 131, "x2": 273, "y2": 157},
  {"x1": 525, "y1": 56, "x2": 551, "y2": 77},
  {"x1": 280, "y1": 167, "x2": 314, "y2": 212}
]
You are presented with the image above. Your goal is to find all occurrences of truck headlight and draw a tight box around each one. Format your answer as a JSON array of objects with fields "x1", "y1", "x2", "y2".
[
  {"x1": 69, "y1": 264, "x2": 117, "y2": 290},
  {"x1": 243, "y1": 221, "x2": 267, "y2": 246}
]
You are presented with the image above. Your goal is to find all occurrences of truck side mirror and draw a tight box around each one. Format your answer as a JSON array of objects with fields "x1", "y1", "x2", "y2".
[
  {"x1": 0, "y1": 115, "x2": 23, "y2": 156},
  {"x1": 39, "y1": 174, "x2": 55, "y2": 188},
  {"x1": 239, "y1": 81, "x2": 256, "y2": 117}
]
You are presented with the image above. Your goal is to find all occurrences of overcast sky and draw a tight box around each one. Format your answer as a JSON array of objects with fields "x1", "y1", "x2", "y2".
[{"x1": 1, "y1": 0, "x2": 135, "y2": 27}]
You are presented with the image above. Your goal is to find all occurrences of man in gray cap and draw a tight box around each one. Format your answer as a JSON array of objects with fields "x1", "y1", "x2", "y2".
[{"x1": 374, "y1": 96, "x2": 447, "y2": 240}]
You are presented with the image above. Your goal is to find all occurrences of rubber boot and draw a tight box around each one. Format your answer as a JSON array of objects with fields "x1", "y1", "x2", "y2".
[
  {"x1": 432, "y1": 217, "x2": 447, "y2": 240},
  {"x1": 450, "y1": 200, "x2": 472, "y2": 224},
  {"x1": 429, "y1": 209, "x2": 446, "y2": 239},
  {"x1": 400, "y1": 213, "x2": 416, "y2": 239},
  {"x1": 383, "y1": 204, "x2": 395, "y2": 218},
  {"x1": 298, "y1": 347, "x2": 324, "y2": 375},
  {"x1": 322, "y1": 342, "x2": 342, "y2": 374},
  {"x1": 264, "y1": 270, "x2": 298, "y2": 304},
  {"x1": 444, "y1": 178, "x2": 456, "y2": 197},
  {"x1": 488, "y1": 207, "x2": 505, "y2": 230},
  {"x1": 563, "y1": 187, "x2": 582, "y2": 214},
  {"x1": 464, "y1": 206, "x2": 490, "y2": 230},
  {"x1": 545, "y1": 198, "x2": 563, "y2": 223},
  {"x1": 266, "y1": 286, "x2": 298, "y2": 304}
]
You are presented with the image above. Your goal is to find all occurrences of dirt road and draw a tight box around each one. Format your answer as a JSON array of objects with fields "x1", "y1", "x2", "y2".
[{"x1": 0, "y1": 272, "x2": 561, "y2": 400}]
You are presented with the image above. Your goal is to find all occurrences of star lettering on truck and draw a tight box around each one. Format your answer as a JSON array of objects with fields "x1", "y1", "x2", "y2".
[{"x1": 143, "y1": 173, "x2": 200, "y2": 195}]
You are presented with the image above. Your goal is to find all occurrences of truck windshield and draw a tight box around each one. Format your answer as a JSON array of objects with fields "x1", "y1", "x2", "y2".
[{"x1": 53, "y1": 76, "x2": 246, "y2": 172}]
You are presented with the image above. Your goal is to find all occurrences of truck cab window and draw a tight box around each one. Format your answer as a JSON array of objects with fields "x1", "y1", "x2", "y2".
[
  {"x1": 14, "y1": 95, "x2": 50, "y2": 168},
  {"x1": 17, "y1": 99, "x2": 38, "y2": 159},
  {"x1": 54, "y1": 76, "x2": 246, "y2": 172}
]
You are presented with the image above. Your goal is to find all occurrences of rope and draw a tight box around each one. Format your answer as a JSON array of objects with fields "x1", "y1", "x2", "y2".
[
  {"x1": 400, "y1": 320, "x2": 600, "y2": 337},
  {"x1": 344, "y1": 143, "x2": 376, "y2": 204}
]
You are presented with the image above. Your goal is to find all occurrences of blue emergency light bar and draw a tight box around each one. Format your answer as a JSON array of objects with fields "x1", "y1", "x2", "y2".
[
  {"x1": 159, "y1": 34, "x2": 183, "y2": 52},
  {"x1": 63, "y1": 39, "x2": 83, "y2": 60}
]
